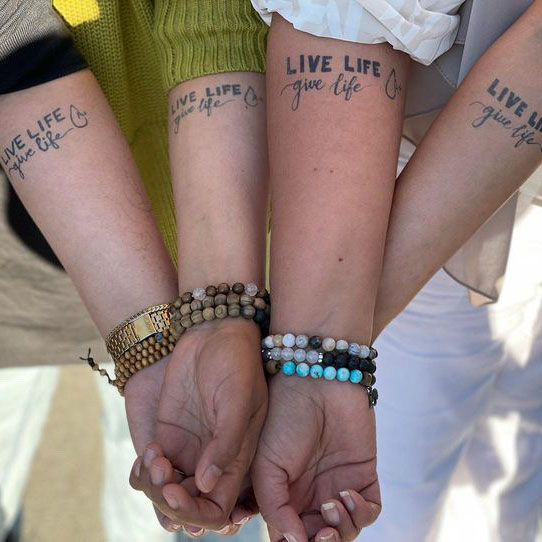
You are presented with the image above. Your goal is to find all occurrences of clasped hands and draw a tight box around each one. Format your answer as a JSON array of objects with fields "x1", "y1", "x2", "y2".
[{"x1": 125, "y1": 318, "x2": 380, "y2": 542}]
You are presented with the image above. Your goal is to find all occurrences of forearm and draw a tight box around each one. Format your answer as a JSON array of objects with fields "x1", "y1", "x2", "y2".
[
  {"x1": 0, "y1": 70, "x2": 177, "y2": 336},
  {"x1": 168, "y1": 72, "x2": 268, "y2": 292},
  {"x1": 373, "y1": 2, "x2": 542, "y2": 336},
  {"x1": 268, "y1": 16, "x2": 409, "y2": 342}
]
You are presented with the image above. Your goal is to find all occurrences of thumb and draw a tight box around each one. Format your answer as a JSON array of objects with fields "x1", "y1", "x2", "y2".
[
  {"x1": 252, "y1": 457, "x2": 307, "y2": 542},
  {"x1": 195, "y1": 387, "x2": 251, "y2": 494}
]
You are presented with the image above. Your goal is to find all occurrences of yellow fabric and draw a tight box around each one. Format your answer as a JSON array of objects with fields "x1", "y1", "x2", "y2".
[{"x1": 54, "y1": 1, "x2": 268, "y2": 266}]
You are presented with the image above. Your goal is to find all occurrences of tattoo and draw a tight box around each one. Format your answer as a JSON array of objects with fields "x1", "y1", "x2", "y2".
[
  {"x1": 1, "y1": 104, "x2": 89, "y2": 180},
  {"x1": 469, "y1": 78, "x2": 542, "y2": 152},
  {"x1": 385, "y1": 69, "x2": 402, "y2": 100},
  {"x1": 170, "y1": 83, "x2": 264, "y2": 134},
  {"x1": 280, "y1": 54, "x2": 400, "y2": 111}
]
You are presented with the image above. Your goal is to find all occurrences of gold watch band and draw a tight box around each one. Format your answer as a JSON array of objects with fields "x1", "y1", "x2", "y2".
[{"x1": 105, "y1": 304, "x2": 171, "y2": 361}]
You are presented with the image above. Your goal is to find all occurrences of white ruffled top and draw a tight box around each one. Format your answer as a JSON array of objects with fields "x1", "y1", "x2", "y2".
[{"x1": 250, "y1": 0, "x2": 468, "y2": 65}]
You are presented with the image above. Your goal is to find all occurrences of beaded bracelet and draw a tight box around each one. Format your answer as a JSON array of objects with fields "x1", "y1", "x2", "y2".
[
  {"x1": 168, "y1": 282, "x2": 270, "y2": 339},
  {"x1": 262, "y1": 333, "x2": 378, "y2": 407}
]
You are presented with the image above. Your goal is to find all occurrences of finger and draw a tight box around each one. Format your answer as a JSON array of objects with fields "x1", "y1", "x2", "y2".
[
  {"x1": 252, "y1": 457, "x2": 307, "y2": 542},
  {"x1": 314, "y1": 528, "x2": 340, "y2": 542},
  {"x1": 339, "y1": 489, "x2": 381, "y2": 529},
  {"x1": 321, "y1": 500, "x2": 357, "y2": 541},
  {"x1": 159, "y1": 482, "x2": 235, "y2": 530},
  {"x1": 154, "y1": 506, "x2": 184, "y2": 533},
  {"x1": 195, "y1": 386, "x2": 251, "y2": 494}
]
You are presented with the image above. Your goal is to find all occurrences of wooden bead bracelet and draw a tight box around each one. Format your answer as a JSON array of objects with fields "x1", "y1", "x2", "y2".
[{"x1": 169, "y1": 282, "x2": 270, "y2": 339}]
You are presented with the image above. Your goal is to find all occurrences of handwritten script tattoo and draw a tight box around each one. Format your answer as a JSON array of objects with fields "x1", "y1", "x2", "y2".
[
  {"x1": 280, "y1": 54, "x2": 402, "y2": 111},
  {"x1": 385, "y1": 69, "x2": 402, "y2": 100},
  {"x1": 170, "y1": 83, "x2": 264, "y2": 134},
  {"x1": 1, "y1": 104, "x2": 89, "y2": 180},
  {"x1": 469, "y1": 79, "x2": 542, "y2": 152}
]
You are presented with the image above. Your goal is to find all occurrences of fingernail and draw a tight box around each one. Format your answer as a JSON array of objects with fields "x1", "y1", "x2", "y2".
[
  {"x1": 339, "y1": 490, "x2": 356, "y2": 513},
  {"x1": 216, "y1": 525, "x2": 233, "y2": 534},
  {"x1": 143, "y1": 447, "x2": 158, "y2": 468},
  {"x1": 235, "y1": 516, "x2": 250, "y2": 526},
  {"x1": 134, "y1": 457, "x2": 142, "y2": 478},
  {"x1": 169, "y1": 523, "x2": 182, "y2": 531},
  {"x1": 163, "y1": 491, "x2": 179, "y2": 510},
  {"x1": 186, "y1": 525, "x2": 205, "y2": 536},
  {"x1": 321, "y1": 502, "x2": 340, "y2": 525},
  {"x1": 200, "y1": 464, "x2": 222, "y2": 493},
  {"x1": 284, "y1": 533, "x2": 299, "y2": 542},
  {"x1": 150, "y1": 464, "x2": 165, "y2": 485},
  {"x1": 318, "y1": 534, "x2": 336, "y2": 542}
]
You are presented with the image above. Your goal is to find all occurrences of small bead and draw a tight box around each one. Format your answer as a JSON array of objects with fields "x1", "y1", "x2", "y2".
[
  {"x1": 181, "y1": 291, "x2": 193, "y2": 303},
  {"x1": 369, "y1": 347, "x2": 378, "y2": 360},
  {"x1": 130, "y1": 347, "x2": 137, "y2": 356},
  {"x1": 142, "y1": 339, "x2": 149, "y2": 348},
  {"x1": 309, "y1": 336, "x2": 323, "y2": 349},
  {"x1": 180, "y1": 315, "x2": 193, "y2": 328},
  {"x1": 322, "y1": 337, "x2": 336, "y2": 352},
  {"x1": 191, "y1": 310, "x2": 204, "y2": 324},
  {"x1": 217, "y1": 283, "x2": 230, "y2": 295},
  {"x1": 190, "y1": 300, "x2": 203, "y2": 311},
  {"x1": 202, "y1": 296, "x2": 215, "y2": 308},
  {"x1": 322, "y1": 352, "x2": 335, "y2": 366},
  {"x1": 239, "y1": 294, "x2": 254, "y2": 306},
  {"x1": 232, "y1": 282, "x2": 245, "y2": 294},
  {"x1": 335, "y1": 353, "x2": 348, "y2": 368},
  {"x1": 296, "y1": 362, "x2": 310, "y2": 378},
  {"x1": 173, "y1": 298, "x2": 182, "y2": 309},
  {"x1": 215, "y1": 305, "x2": 228, "y2": 319},
  {"x1": 263, "y1": 336, "x2": 275, "y2": 349},
  {"x1": 371, "y1": 374, "x2": 376, "y2": 386},
  {"x1": 266, "y1": 360, "x2": 281, "y2": 375},
  {"x1": 360, "y1": 358, "x2": 377, "y2": 374},
  {"x1": 148, "y1": 345, "x2": 155, "y2": 355},
  {"x1": 323, "y1": 366, "x2": 337, "y2": 380},
  {"x1": 141, "y1": 358, "x2": 149, "y2": 367},
  {"x1": 141, "y1": 349, "x2": 149, "y2": 358},
  {"x1": 310, "y1": 365, "x2": 324, "y2": 379},
  {"x1": 155, "y1": 332, "x2": 163, "y2": 342},
  {"x1": 359, "y1": 345, "x2": 371, "y2": 359},
  {"x1": 154, "y1": 351, "x2": 161, "y2": 361},
  {"x1": 168, "y1": 333, "x2": 176, "y2": 343},
  {"x1": 369, "y1": 388, "x2": 379, "y2": 407},
  {"x1": 347, "y1": 356, "x2": 361, "y2": 371},
  {"x1": 306, "y1": 350, "x2": 320, "y2": 364},
  {"x1": 336, "y1": 339, "x2": 349, "y2": 352},
  {"x1": 282, "y1": 361, "x2": 296, "y2": 376},
  {"x1": 226, "y1": 292, "x2": 240, "y2": 305},
  {"x1": 228, "y1": 303, "x2": 241, "y2": 317},
  {"x1": 295, "y1": 335, "x2": 309, "y2": 348},
  {"x1": 160, "y1": 346, "x2": 169, "y2": 356},
  {"x1": 202, "y1": 307, "x2": 215, "y2": 321},
  {"x1": 362, "y1": 372, "x2": 372, "y2": 386},
  {"x1": 294, "y1": 349, "x2": 307, "y2": 362},
  {"x1": 205, "y1": 285, "x2": 217, "y2": 296},
  {"x1": 273, "y1": 334, "x2": 283, "y2": 347},
  {"x1": 245, "y1": 282, "x2": 259, "y2": 296},
  {"x1": 349, "y1": 369, "x2": 363, "y2": 384},
  {"x1": 337, "y1": 368, "x2": 350, "y2": 382},
  {"x1": 270, "y1": 347, "x2": 282, "y2": 361},
  {"x1": 241, "y1": 305, "x2": 256, "y2": 319},
  {"x1": 254, "y1": 309, "x2": 267, "y2": 324},
  {"x1": 282, "y1": 333, "x2": 296, "y2": 348},
  {"x1": 256, "y1": 287, "x2": 268, "y2": 298},
  {"x1": 192, "y1": 287, "x2": 206, "y2": 301},
  {"x1": 281, "y1": 347, "x2": 294, "y2": 361},
  {"x1": 180, "y1": 303, "x2": 192, "y2": 316},
  {"x1": 348, "y1": 343, "x2": 361, "y2": 356},
  {"x1": 168, "y1": 343, "x2": 174, "y2": 352},
  {"x1": 214, "y1": 293, "x2": 227, "y2": 306},
  {"x1": 262, "y1": 349, "x2": 273, "y2": 362},
  {"x1": 148, "y1": 336, "x2": 156, "y2": 345},
  {"x1": 136, "y1": 353, "x2": 142, "y2": 361},
  {"x1": 162, "y1": 329, "x2": 170, "y2": 338},
  {"x1": 254, "y1": 297, "x2": 267, "y2": 310}
]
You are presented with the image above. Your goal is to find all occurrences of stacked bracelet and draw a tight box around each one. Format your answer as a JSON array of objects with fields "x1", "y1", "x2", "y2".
[
  {"x1": 261, "y1": 333, "x2": 378, "y2": 407},
  {"x1": 168, "y1": 282, "x2": 270, "y2": 338}
]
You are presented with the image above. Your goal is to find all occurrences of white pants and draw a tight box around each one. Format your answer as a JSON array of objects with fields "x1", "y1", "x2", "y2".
[{"x1": 365, "y1": 201, "x2": 542, "y2": 541}]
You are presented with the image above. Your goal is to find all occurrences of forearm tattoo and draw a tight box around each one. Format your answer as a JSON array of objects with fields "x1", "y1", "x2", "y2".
[
  {"x1": 2, "y1": 104, "x2": 89, "y2": 180},
  {"x1": 469, "y1": 79, "x2": 542, "y2": 152},
  {"x1": 170, "y1": 82, "x2": 264, "y2": 134},
  {"x1": 280, "y1": 54, "x2": 402, "y2": 111}
]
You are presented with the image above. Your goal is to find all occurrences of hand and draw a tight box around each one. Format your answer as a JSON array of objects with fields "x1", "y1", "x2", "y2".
[
  {"x1": 252, "y1": 374, "x2": 381, "y2": 542},
  {"x1": 125, "y1": 318, "x2": 268, "y2": 533}
]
